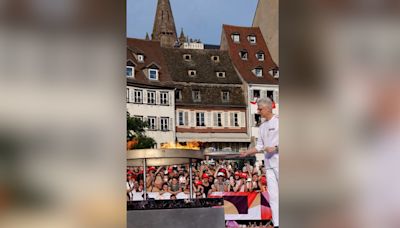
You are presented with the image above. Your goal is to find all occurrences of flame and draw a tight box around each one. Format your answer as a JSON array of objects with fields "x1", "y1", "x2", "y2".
[{"x1": 161, "y1": 141, "x2": 201, "y2": 150}]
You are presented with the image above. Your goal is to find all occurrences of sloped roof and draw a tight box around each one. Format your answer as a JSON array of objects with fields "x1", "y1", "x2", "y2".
[
  {"x1": 221, "y1": 24, "x2": 278, "y2": 85},
  {"x1": 161, "y1": 48, "x2": 243, "y2": 84},
  {"x1": 126, "y1": 38, "x2": 173, "y2": 86}
]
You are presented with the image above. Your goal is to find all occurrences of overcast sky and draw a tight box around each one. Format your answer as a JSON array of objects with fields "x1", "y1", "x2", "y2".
[{"x1": 127, "y1": 0, "x2": 258, "y2": 45}]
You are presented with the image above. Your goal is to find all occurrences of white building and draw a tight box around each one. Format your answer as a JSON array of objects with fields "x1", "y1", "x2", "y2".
[{"x1": 126, "y1": 83, "x2": 175, "y2": 148}]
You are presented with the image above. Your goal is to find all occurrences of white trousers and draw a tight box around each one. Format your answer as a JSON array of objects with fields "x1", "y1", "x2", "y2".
[{"x1": 266, "y1": 167, "x2": 279, "y2": 227}]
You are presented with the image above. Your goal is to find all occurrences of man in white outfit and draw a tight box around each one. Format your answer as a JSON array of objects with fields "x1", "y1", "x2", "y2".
[{"x1": 240, "y1": 98, "x2": 279, "y2": 227}]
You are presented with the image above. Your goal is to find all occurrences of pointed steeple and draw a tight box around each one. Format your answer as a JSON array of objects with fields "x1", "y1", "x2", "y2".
[
  {"x1": 152, "y1": 0, "x2": 178, "y2": 47},
  {"x1": 179, "y1": 28, "x2": 186, "y2": 43},
  {"x1": 145, "y1": 32, "x2": 150, "y2": 40}
]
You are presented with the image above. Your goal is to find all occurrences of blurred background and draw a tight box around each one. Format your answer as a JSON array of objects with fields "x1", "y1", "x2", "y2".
[{"x1": 0, "y1": 0, "x2": 399, "y2": 227}]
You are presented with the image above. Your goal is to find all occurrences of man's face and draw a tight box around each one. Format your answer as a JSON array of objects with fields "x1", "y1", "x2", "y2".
[{"x1": 257, "y1": 104, "x2": 271, "y2": 118}]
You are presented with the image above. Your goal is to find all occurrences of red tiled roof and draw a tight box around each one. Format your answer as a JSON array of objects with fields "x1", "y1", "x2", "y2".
[
  {"x1": 126, "y1": 38, "x2": 173, "y2": 86},
  {"x1": 221, "y1": 24, "x2": 278, "y2": 85}
]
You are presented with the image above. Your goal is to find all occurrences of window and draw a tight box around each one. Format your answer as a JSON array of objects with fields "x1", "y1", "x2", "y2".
[
  {"x1": 188, "y1": 70, "x2": 197, "y2": 77},
  {"x1": 176, "y1": 89, "x2": 182, "y2": 101},
  {"x1": 134, "y1": 115, "x2": 143, "y2": 122},
  {"x1": 216, "y1": 72, "x2": 226, "y2": 78},
  {"x1": 253, "y1": 90, "x2": 260, "y2": 99},
  {"x1": 134, "y1": 89, "x2": 143, "y2": 103},
  {"x1": 147, "y1": 91, "x2": 156, "y2": 104},
  {"x1": 196, "y1": 112, "x2": 205, "y2": 127},
  {"x1": 148, "y1": 69, "x2": 159, "y2": 80},
  {"x1": 256, "y1": 52, "x2": 265, "y2": 61},
  {"x1": 160, "y1": 91, "x2": 169, "y2": 105},
  {"x1": 267, "y1": 90, "x2": 274, "y2": 101},
  {"x1": 178, "y1": 112, "x2": 184, "y2": 126},
  {"x1": 183, "y1": 54, "x2": 191, "y2": 61},
  {"x1": 248, "y1": 35, "x2": 256, "y2": 44},
  {"x1": 160, "y1": 117, "x2": 169, "y2": 131},
  {"x1": 192, "y1": 90, "x2": 201, "y2": 102},
  {"x1": 231, "y1": 33, "x2": 240, "y2": 43},
  {"x1": 137, "y1": 54, "x2": 144, "y2": 62},
  {"x1": 221, "y1": 91, "x2": 230, "y2": 102},
  {"x1": 254, "y1": 68, "x2": 263, "y2": 77},
  {"x1": 211, "y1": 56, "x2": 220, "y2": 62},
  {"x1": 213, "y1": 112, "x2": 223, "y2": 127},
  {"x1": 269, "y1": 68, "x2": 279, "y2": 78},
  {"x1": 148, "y1": 117, "x2": 157, "y2": 130},
  {"x1": 230, "y1": 112, "x2": 239, "y2": 127},
  {"x1": 239, "y1": 50, "x2": 248, "y2": 60},
  {"x1": 126, "y1": 66, "x2": 134, "y2": 77}
]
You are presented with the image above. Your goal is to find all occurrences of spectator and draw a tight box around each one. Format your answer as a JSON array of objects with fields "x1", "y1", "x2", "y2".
[
  {"x1": 170, "y1": 194, "x2": 177, "y2": 200},
  {"x1": 127, "y1": 173, "x2": 135, "y2": 201},
  {"x1": 169, "y1": 177, "x2": 181, "y2": 195},
  {"x1": 213, "y1": 172, "x2": 230, "y2": 192}
]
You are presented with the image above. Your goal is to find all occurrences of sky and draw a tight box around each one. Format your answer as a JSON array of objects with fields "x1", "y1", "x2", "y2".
[{"x1": 127, "y1": 0, "x2": 258, "y2": 45}]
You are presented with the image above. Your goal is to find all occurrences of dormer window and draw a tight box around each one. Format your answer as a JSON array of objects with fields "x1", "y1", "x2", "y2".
[
  {"x1": 256, "y1": 51, "x2": 265, "y2": 61},
  {"x1": 239, "y1": 50, "x2": 248, "y2": 60},
  {"x1": 211, "y1": 55, "x2": 220, "y2": 62},
  {"x1": 253, "y1": 67, "x2": 263, "y2": 77},
  {"x1": 231, "y1": 33, "x2": 240, "y2": 43},
  {"x1": 126, "y1": 66, "x2": 134, "y2": 78},
  {"x1": 221, "y1": 91, "x2": 230, "y2": 102},
  {"x1": 269, "y1": 68, "x2": 279, "y2": 78},
  {"x1": 183, "y1": 54, "x2": 191, "y2": 61},
  {"x1": 137, "y1": 54, "x2": 144, "y2": 62},
  {"x1": 216, "y1": 72, "x2": 226, "y2": 78},
  {"x1": 188, "y1": 70, "x2": 197, "y2": 77},
  {"x1": 192, "y1": 90, "x2": 201, "y2": 102},
  {"x1": 148, "y1": 68, "x2": 159, "y2": 80},
  {"x1": 248, "y1": 35, "x2": 256, "y2": 44}
]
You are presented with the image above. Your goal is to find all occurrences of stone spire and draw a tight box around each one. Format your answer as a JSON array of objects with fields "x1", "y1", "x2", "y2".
[
  {"x1": 145, "y1": 32, "x2": 150, "y2": 40},
  {"x1": 179, "y1": 28, "x2": 186, "y2": 43},
  {"x1": 151, "y1": 0, "x2": 178, "y2": 47}
]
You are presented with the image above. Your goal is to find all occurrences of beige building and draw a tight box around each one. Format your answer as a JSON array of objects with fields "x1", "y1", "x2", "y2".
[{"x1": 252, "y1": 0, "x2": 279, "y2": 65}]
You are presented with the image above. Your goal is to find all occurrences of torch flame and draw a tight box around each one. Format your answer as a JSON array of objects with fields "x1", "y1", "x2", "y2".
[{"x1": 161, "y1": 141, "x2": 201, "y2": 150}]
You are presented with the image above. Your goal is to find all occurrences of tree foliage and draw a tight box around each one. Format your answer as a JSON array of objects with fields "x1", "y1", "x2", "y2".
[{"x1": 127, "y1": 112, "x2": 156, "y2": 149}]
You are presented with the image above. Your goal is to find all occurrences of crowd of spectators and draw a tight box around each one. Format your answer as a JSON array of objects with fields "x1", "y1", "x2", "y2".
[{"x1": 127, "y1": 159, "x2": 267, "y2": 201}]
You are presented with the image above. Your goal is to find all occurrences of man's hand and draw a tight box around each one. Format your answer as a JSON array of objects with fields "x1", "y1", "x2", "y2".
[{"x1": 264, "y1": 146, "x2": 277, "y2": 153}]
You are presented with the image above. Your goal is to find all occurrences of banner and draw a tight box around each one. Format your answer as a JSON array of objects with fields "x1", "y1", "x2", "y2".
[{"x1": 209, "y1": 192, "x2": 272, "y2": 220}]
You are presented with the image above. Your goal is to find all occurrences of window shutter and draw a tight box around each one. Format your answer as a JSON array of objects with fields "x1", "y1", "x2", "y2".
[
  {"x1": 213, "y1": 112, "x2": 218, "y2": 127},
  {"x1": 274, "y1": 90, "x2": 279, "y2": 103},
  {"x1": 156, "y1": 91, "x2": 160, "y2": 104},
  {"x1": 229, "y1": 112, "x2": 235, "y2": 127},
  {"x1": 129, "y1": 89, "x2": 133, "y2": 103},
  {"x1": 224, "y1": 112, "x2": 228, "y2": 127},
  {"x1": 250, "y1": 90, "x2": 254, "y2": 100},
  {"x1": 190, "y1": 112, "x2": 195, "y2": 127},
  {"x1": 143, "y1": 90, "x2": 148, "y2": 104},
  {"x1": 184, "y1": 112, "x2": 188, "y2": 126},
  {"x1": 240, "y1": 112, "x2": 246, "y2": 127},
  {"x1": 206, "y1": 112, "x2": 211, "y2": 127},
  {"x1": 176, "y1": 112, "x2": 180, "y2": 125}
]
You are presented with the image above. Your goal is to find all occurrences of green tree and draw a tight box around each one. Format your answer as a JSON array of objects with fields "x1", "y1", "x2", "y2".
[{"x1": 127, "y1": 112, "x2": 156, "y2": 149}]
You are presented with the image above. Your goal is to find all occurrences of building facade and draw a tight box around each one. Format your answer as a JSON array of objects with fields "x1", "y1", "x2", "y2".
[
  {"x1": 220, "y1": 25, "x2": 279, "y2": 158},
  {"x1": 252, "y1": 0, "x2": 279, "y2": 65},
  {"x1": 162, "y1": 48, "x2": 250, "y2": 152},
  {"x1": 127, "y1": 38, "x2": 176, "y2": 148}
]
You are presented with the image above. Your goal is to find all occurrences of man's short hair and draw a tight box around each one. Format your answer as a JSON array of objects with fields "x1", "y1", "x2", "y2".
[{"x1": 257, "y1": 97, "x2": 273, "y2": 109}]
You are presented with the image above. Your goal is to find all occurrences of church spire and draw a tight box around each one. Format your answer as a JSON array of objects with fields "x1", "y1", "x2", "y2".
[
  {"x1": 151, "y1": 0, "x2": 178, "y2": 47},
  {"x1": 179, "y1": 28, "x2": 186, "y2": 43},
  {"x1": 145, "y1": 32, "x2": 150, "y2": 40}
]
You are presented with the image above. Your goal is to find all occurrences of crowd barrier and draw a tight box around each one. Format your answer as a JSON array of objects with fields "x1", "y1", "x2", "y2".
[{"x1": 130, "y1": 191, "x2": 272, "y2": 221}]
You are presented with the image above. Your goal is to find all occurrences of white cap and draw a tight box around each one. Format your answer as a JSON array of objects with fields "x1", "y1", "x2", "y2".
[{"x1": 217, "y1": 172, "x2": 225, "y2": 177}]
